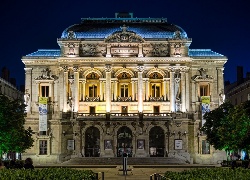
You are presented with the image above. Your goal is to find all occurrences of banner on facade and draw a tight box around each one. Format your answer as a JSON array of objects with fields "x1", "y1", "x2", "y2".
[
  {"x1": 201, "y1": 96, "x2": 210, "y2": 126},
  {"x1": 39, "y1": 97, "x2": 48, "y2": 131}
]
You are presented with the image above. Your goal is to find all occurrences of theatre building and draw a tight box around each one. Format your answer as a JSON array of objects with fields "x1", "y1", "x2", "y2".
[{"x1": 22, "y1": 13, "x2": 227, "y2": 164}]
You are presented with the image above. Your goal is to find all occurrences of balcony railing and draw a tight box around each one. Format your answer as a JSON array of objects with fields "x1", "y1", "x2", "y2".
[
  {"x1": 85, "y1": 96, "x2": 100, "y2": 102},
  {"x1": 117, "y1": 96, "x2": 132, "y2": 102},
  {"x1": 148, "y1": 96, "x2": 164, "y2": 101}
]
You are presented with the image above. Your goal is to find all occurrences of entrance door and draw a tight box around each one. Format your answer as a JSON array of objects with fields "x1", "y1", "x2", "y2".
[
  {"x1": 117, "y1": 126, "x2": 133, "y2": 157},
  {"x1": 149, "y1": 126, "x2": 165, "y2": 157},
  {"x1": 85, "y1": 126, "x2": 100, "y2": 157}
]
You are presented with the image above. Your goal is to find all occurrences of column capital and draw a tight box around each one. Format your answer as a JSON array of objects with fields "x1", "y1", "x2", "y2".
[
  {"x1": 73, "y1": 66, "x2": 79, "y2": 72},
  {"x1": 136, "y1": 65, "x2": 144, "y2": 72},
  {"x1": 24, "y1": 68, "x2": 32, "y2": 72},
  {"x1": 62, "y1": 66, "x2": 69, "y2": 72},
  {"x1": 105, "y1": 64, "x2": 112, "y2": 72}
]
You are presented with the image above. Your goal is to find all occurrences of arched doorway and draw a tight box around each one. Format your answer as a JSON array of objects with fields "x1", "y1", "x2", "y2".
[
  {"x1": 85, "y1": 126, "x2": 100, "y2": 157},
  {"x1": 149, "y1": 126, "x2": 165, "y2": 157},
  {"x1": 117, "y1": 126, "x2": 133, "y2": 157}
]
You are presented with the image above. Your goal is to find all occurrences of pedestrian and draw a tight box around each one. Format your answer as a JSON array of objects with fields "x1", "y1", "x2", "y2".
[{"x1": 23, "y1": 158, "x2": 34, "y2": 169}]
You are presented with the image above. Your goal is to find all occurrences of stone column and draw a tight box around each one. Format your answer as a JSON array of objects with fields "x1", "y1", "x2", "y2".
[
  {"x1": 106, "y1": 44, "x2": 111, "y2": 57},
  {"x1": 137, "y1": 65, "x2": 144, "y2": 112},
  {"x1": 114, "y1": 80, "x2": 118, "y2": 101},
  {"x1": 24, "y1": 68, "x2": 32, "y2": 113},
  {"x1": 79, "y1": 81, "x2": 82, "y2": 101},
  {"x1": 138, "y1": 44, "x2": 143, "y2": 57},
  {"x1": 131, "y1": 80, "x2": 135, "y2": 101},
  {"x1": 82, "y1": 79, "x2": 86, "y2": 101},
  {"x1": 170, "y1": 71, "x2": 175, "y2": 112},
  {"x1": 105, "y1": 65, "x2": 112, "y2": 112},
  {"x1": 63, "y1": 67, "x2": 68, "y2": 112},
  {"x1": 49, "y1": 81, "x2": 54, "y2": 102},
  {"x1": 99, "y1": 80, "x2": 103, "y2": 101},
  {"x1": 181, "y1": 71, "x2": 186, "y2": 112},
  {"x1": 74, "y1": 67, "x2": 79, "y2": 112},
  {"x1": 163, "y1": 78, "x2": 167, "y2": 101},
  {"x1": 145, "y1": 78, "x2": 149, "y2": 101},
  {"x1": 185, "y1": 71, "x2": 190, "y2": 112}
]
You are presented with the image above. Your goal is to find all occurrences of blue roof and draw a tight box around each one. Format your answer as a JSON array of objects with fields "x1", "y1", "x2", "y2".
[
  {"x1": 26, "y1": 49, "x2": 61, "y2": 57},
  {"x1": 189, "y1": 49, "x2": 224, "y2": 57},
  {"x1": 61, "y1": 18, "x2": 188, "y2": 39}
]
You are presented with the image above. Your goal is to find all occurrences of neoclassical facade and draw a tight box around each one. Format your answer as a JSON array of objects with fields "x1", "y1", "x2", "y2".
[{"x1": 22, "y1": 13, "x2": 227, "y2": 164}]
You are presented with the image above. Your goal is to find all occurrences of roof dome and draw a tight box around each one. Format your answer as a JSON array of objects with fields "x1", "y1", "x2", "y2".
[{"x1": 61, "y1": 17, "x2": 188, "y2": 39}]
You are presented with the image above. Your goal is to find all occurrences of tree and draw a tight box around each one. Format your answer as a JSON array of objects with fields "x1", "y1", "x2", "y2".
[
  {"x1": 0, "y1": 94, "x2": 34, "y2": 157},
  {"x1": 202, "y1": 100, "x2": 250, "y2": 152},
  {"x1": 201, "y1": 101, "x2": 233, "y2": 151}
]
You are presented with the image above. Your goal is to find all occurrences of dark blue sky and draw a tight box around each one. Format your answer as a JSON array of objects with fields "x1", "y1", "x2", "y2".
[{"x1": 1, "y1": 0, "x2": 249, "y2": 87}]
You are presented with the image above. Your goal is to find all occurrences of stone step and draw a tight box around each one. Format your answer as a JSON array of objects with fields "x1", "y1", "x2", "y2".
[{"x1": 63, "y1": 157, "x2": 187, "y2": 165}]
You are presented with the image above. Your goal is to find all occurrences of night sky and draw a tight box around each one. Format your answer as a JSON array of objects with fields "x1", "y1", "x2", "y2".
[{"x1": 1, "y1": 0, "x2": 249, "y2": 88}]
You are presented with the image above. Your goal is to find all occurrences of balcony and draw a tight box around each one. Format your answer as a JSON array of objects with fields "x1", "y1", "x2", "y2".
[
  {"x1": 85, "y1": 96, "x2": 100, "y2": 102},
  {"x1": 148, "y1": 96, "x2": 164, "y2": 102},
  {"x1": 116, "y1": 96, "x2": 132, "y2": 102}
]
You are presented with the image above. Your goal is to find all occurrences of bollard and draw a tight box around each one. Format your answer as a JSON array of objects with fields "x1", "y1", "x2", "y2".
[
  {"x1": 123, "y1": 157, "x2": 128, "y2": 175},
  {"x1": 122, "y1": 152, "x2": 128, "y2": 176},
  {"x1": 150, "y1": 174, "x2": 153, "y2": 180}
]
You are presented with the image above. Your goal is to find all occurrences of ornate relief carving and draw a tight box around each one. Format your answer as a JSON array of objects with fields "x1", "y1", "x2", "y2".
[
  {"x1": 143, "y1": 43, "x2": 169, "y2": 57},
  {"x1": 62, "y1": 66, "x2": 68, "y2": 72},
  {"x1": 192, "y1": 68, "x2": 213, "y2": 81},
  {"x1": 173, "y1": 31, "x2": 182, "y2": 39},
  {"x1": 136, "y1": 65, "x2": 144, "y2": 72},
  {"x1": 114, "y1": 68, "x2": 135, "y2": 78},
  {"x1": 73, "y1": 66, "x2": 79, "y2": 72},
  {"x1": 146, "y1": 68, "x2": 166, "y2": 78},
  {"x1": 65, "y1": 43, "x2": 77, "y2": 56},
  {"x1": 79, "y1": 43, "x2": 106, "y2": 57},
  {"x1": 67, "y1": 31, "x2": 76, "y2": 39},
  {"x1": 83, "y1": 68, "x2": 103, "y2": 78},
  {"x1": 105, "y1": 65, "x2": 112, "y2": 72},
  {"x1": 35, "y1": 68, "x2": 56, "y2": 80},
  {"x1": 173, "y1": 43, "x2": 182, "y2": 57},
  {"x1": 105, "y1": 25, "x2": 144, "y2": 43}
]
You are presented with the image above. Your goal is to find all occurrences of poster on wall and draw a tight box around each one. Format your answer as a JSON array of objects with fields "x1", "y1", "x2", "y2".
[
  {"x1": 104, "y1": 140, "x2": 112, "y2": 150},
  {"x1": 67, "y1": 140, "x2": 75, "y2": 150},
  {"x1": 174, "y1": 139, "x2": 183, "y2": 150},
  {"x1": 137, "y1": 139, "x2": 145, "y2": 149},
  {"x1": 201, "y1": 96, "x2": 210, "y2": 126},
  {"x1": 39, "y1": 97, "x2": 48, "y2": 131}
]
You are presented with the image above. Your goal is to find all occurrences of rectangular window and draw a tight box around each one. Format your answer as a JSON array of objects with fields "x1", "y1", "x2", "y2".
[
  {"x1": 152, "y1": 84, "x2": 160, "y2": 97},
  {"x1": 90, "y1": 106, "x2": 95, "y2": 115},
  {"x1": 89, "y1": 85, "x2": 97, "y2": 97},
  {"x1": 39, "y1": 140, "x2": 47, "y2": 155},
  {"x1": 41, "y1": 86, "x2": 49, "y2": 97},
  {"x1": 200, "y1": 85, "x2": 209, "y2": 96},
  {"x1": 121, "y1": 84, "x2": 128, "y2": 97},
  {"x1": 153, "y1": 106, "x2": 160, "y2": 114},
  {"x1": 121, "y1": 106, "x2": 128, "y2": 114},
  {"x1": 202, "y1": 140, "x2": 210, "y2": 154}
]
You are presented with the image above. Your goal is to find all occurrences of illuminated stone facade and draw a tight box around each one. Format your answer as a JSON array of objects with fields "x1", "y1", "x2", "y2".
[{"x1": 22, "y1": 13, "x2": 227, "y2": 164}]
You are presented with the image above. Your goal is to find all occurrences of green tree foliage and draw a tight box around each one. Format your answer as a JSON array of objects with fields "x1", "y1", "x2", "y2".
[
  {"x1": 201, "y1": 101, "x2": 233, "y2": 150},
  {"x1": 202, "y1": 101, "x2": 250, "y2": 151},
  {"x1": 0, "y1": 95, "x2": 34, "y2": 156}
]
